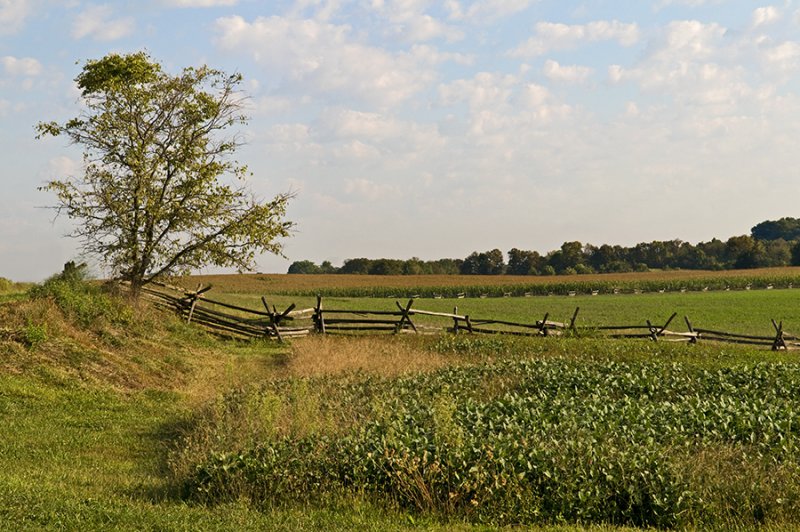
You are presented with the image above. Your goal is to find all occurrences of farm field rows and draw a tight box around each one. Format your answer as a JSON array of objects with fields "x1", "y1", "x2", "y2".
[
  {"x1": 187, "y1": 346, "x2": 800, "y2": 528},
  {"x1": 196, "y1": 283, "x2": 800, "y2": 339},
  {"x1": 179, "y1": 267, "x2": 800, "y2": 297}
]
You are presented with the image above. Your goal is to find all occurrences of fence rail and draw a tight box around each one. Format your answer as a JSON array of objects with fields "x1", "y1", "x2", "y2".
[{"x1": 129, "y1": 282, "x2": 798, "y2": 350}]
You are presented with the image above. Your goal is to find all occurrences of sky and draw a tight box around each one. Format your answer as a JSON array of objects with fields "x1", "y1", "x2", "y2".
[{"x1": 2, "y1": 0, "x2": 800, "y2": 281}]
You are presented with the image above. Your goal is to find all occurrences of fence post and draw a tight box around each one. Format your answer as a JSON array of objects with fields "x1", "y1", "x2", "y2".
[
  {"x1": 185, "y1": 283, "x2": 207, "y2": 324},
  {"x1": 395, "y1": 299, "x2": 417, "y2": 334},
  {"x1": 314, "y1": 295, "x2": 326, "y2": 334},
  {"x1": 684, "y1": 316, "x2": 698, "y2": 344},
  {"x1": 453, "y1": 306, "x2": 459, "y2": 334},
  {"x1": 646, "y1": 320, "x2": 659, "y2": 342},
  {"x1": 772, "y1": 319, "x2": 787, "y2": 351},
  {"x1": 648, "y1": 313, "x2": 677, "y2": 341},
  {"x1": 569, "y1": 307, "x2": 580, "y2": 335},
  {"x1": 538, "y1": 312, "x2": 550, "y2": 336},
  {"x1": 261, "y1": 296, "x2": 283, "y2": 342}
]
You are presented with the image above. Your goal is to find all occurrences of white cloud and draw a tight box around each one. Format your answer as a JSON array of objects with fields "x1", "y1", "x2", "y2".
[
  {"x1": 319, "y1": 107, "x2": 441, "y2": 146},
  {"x1": 344, "y1": 178, "x2": 398, "y2": 200},
  {"x1": 214, "y1": 15, "x2": 438, "y2": 107},
  {"x1": 410, "y1": 44, "x2": 474, "y2": 66},
  {"x1": 454, "y1": 0, "x2": 538, "y2": 21},
  {"x1": 163, "y1": 0, "x2": 237, "y2": 6},
  {"x1": 439, "y1": 71, "x2": 518, "y2": 110},
  {"x1": 46, "y1": 156, "x2": 81, "y2": 179},
  {"x1": 367, "y1": 0, "x2": 464, "y2": 42},
  {"x1": 0, "y1": 0, "x2": 30, "y2": 34},
  {"x1": 655, "y1": 0, "x2": 724, "y2": 8},
  {"x1": 287, "y1": 0, "x2": 345, "y2": 21},
  {"x1": 762, "y1": 41, "x2": 800, "y2": 71},
  {"x1": 252, "y1": 95, "x2": 296, "y2": 115},
  {"x1": 438, "y1": 71, "x2": 572, "y2": 142},
  {"x1": 651, "y1": 20, "x2": 726, "y2": 62},
  {"x1": 611, "y1": 58, "x2": 750, "y2": 109},
  {"x1": 542, "y1": 59, "x2": 592, "y2": 83},
  {"x1": 1, "y1": 55, "x2": 42, "y2": 76},
  {"x1": 320, "y1": 108, "x2": 405, "y2": 139},
  {"x1": 262, "y1": 123, "x2": 316, "y2": 156},
  {"x1": 607, "y1": 18, "x2": 770, "y2": 133},
  {"x1": 752, "y1": 6, "x2": 780, "y2": 27},
  {"x1": 71, "y1": 5, "x2": 135, "y2": 41},
  {"x1": 510, "y1": 20, "x2": 640, "y2": 57}
]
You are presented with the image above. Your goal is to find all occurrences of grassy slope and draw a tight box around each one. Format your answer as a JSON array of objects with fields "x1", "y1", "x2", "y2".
[
  {"x1": 0, "y1": 292, "x2": 445, "y2": 531},
  {"x1": 1, "y1": 288, "x2": 622, "y2": 531},
  {"x1": 3, "y1": 275, "x2": 799, "y2": 530},
  {"x1": 0, "y1": 373, "x2": 446, "y2": 531}
]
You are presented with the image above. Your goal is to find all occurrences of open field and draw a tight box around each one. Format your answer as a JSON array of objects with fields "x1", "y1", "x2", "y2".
[
  {"x1": 179, "y1": 267, "x2": 800, "y2": 297},
  {"x1": 189, "y1": 282, "x2": 800, "y2": 340},
  {"x1": 0, "y1": 278, "x2": 33, "y2": 304},
  {"x1": 0, "y1": 279, "x2": 462, "y2": 530},
  {"x1": 187, "y1": 345, "x2": 800, "y2": 528},
  {"x1": 5, "y1": 272, "x2": 800, "y2": 529}
]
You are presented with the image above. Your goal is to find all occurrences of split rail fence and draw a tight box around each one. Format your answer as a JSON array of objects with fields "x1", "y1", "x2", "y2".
[{"x1": 135, "y1": 282, "x2": 800, "y2": 351}]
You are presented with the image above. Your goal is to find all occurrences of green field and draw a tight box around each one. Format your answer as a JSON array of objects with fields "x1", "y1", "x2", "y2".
[
  {"x1": 207, "y1": 287, "x2": 800, "y2": 339},
  {"x1": 4, "y1": 272, "x2": 800, "y2": 530}
]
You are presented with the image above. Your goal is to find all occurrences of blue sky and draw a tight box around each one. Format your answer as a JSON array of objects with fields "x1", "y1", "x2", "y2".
[{"x1": 2, "y1": 0, "x2": 800, "y2": 280}]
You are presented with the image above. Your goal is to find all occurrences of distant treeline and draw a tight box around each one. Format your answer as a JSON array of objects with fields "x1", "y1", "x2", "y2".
[{"x1": 288, "y1": 217, "x2": 800, "y2": 275}]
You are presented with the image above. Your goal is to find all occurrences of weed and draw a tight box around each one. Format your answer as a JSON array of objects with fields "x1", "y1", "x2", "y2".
[
  {"x1": 22, "y1": 320, "x2": 47, "y2": 348},
  {"x1": 29, "y1": 266, "x2": 132, "y2": 329},
  {"x1": 182, "y1": 356, "x2": 800, "y2": 528}
]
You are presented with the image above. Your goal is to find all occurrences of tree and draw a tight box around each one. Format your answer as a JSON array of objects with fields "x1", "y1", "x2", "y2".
[
  {"x1": 37, "y1": 52, "x2": 293, "y2": 295},
  {"x1": 547, "y1": 241, "x2": 585, "y2": 274},
  {"x1": 340, "y1": 258, "x2": 372, "y2": 274},
  {"x1": 403, "y1": 257, "x2": 424, "y2": 275},
  {"x1": 287, "y1": 260, "x2": 320, "y2": 274},
  {"x1": 460, "y1": 249, "x2": 505, "y2": 275},
  {"x1": 762, "y1": 239, "x2": 792, "y2": 267},
  {"x1": 589, "y1": 244, "x2": 631, "y2": 272},
  {"x1": 369, "y1": 259, "x2": 404, "y2": 275},
  {"x1": 752, "y1": 218, "x2": 800, "y2": 241},
  {"x1": 507, "y1": 248, "x2": 544, "y2": 275},
  {"x1": 725, "y1": 235, "x2": 766, "y2": 269},
  {"x1": 319, "y1": 260, "x2": 337, "y2": 274}
]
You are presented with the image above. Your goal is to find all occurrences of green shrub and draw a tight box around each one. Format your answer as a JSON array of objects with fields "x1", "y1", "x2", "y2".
[
  {"x1": 182, "y1": 358, "x2": 800, "y2": 527},
  {"x1": 23, "y1": 320, "x2": 48, "y2": 348},
  {"x1": 29, "y1": 263, "x2": 132, "y2": 328}
]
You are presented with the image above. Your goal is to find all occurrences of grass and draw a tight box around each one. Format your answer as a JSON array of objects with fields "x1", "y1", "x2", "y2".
[
  {"x1": 0, "y1": 372, "x2": 454, "y2": 531},
  {"x1": 0, "y1": 278, "x2": 32, "y2": 304},
  {"x1": 0, "y1": 288, "x2": 455, "y2": 529},
  {"x1": 198, "y1": 286, "x2": 800, "y2": 339},
  {"x1": 5, "y1": 270, "x2": 800, "y2": 529},
  {"x1": 0, "y1": 277, "x2": 580, "y2": 530},
  {"x1": 182, "y1": 349, "x2": 800, "y2": 528},
  {"x1": 277, "y1": 335, "x2": 462, "y2": 378}
]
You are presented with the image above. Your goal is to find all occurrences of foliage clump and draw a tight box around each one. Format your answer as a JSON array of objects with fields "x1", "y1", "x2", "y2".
[
  {"x1": 37, "y1": 52, "x2": 293, "y2": 295},
  {"x1": 179, "y1": 356, "x2": 800, "y2": 528},
  {"x1": 29, "y1": 262, "x2": 132, "y2": 328}
]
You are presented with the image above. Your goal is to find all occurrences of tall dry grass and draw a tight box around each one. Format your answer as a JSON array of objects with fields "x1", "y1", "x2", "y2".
[{"x1": 277, "y1": 335, "x2": 456, "y2": 378}]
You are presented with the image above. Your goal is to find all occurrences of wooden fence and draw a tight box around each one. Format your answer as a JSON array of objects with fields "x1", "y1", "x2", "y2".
[{"x1": 133, "y1": 282, "x2": 799, "y2": 350}]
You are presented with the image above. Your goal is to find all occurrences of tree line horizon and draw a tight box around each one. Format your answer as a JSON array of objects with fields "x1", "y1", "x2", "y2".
[{"x1": 288, "y1": 218, "x2": 800, "y2": 276}]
